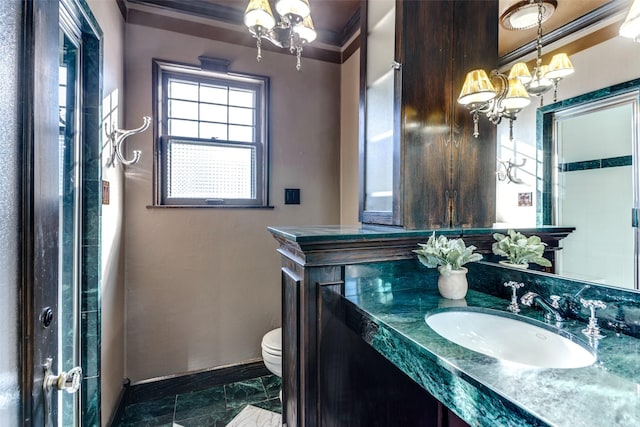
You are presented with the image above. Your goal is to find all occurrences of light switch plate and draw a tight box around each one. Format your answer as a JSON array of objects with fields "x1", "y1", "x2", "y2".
[{"x1": 285, "y1": 188, "x2": 300, "y2": 205}]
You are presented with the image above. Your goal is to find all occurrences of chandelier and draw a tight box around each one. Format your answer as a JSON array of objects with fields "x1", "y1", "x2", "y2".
[
  {"x1": 244, "y1": 0, "x2": 317, "y2": 71},
  {"x1": 457, "y1": 0, "x2": 574, "y2": 138}
]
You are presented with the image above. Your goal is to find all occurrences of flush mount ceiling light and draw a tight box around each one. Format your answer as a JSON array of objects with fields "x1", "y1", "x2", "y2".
[
  {"x1": 244, "y1": 0, "x2": 317, "y2": 71},
  {"x1": 458, "y1": 0, "x2": 574, "y2": 139},
  {"x1": 620, "y1": 0, "x2": 640, "y2": 42},
  {"x1": 501, "y1": 0, "x2": 557, "y2": 30}
]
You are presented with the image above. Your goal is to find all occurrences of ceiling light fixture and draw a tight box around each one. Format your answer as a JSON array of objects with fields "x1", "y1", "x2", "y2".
[
  {"x1": 458, "y1": 0, "x2": 574, "y2": 139},
  {"x1": 500, "y1": 0, "x2": 556, "y2": 30},
  {"x1": 620, "y1": 0, "x2": 640, "y2": 42},
  {"x1": 244, "y1": 0, "x2": 317, "y2": 71}
]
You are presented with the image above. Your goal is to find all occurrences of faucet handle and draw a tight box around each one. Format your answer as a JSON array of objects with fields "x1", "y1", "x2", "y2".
[
  {"x1": 504, "y1": 281, "x2": 525, "y2": 290},
  {"x1": 550, "y1": 295, "x2": 561, "y2": 309},
  {"x1": 580, "y1": 298, "x2": 607, "y2": 339},
  {"x1": 581, "y1": 298, "x2": 606, "y2": 310},
  {"x1": 504, "y1": 281, "x2": 524, "y2": 313}
]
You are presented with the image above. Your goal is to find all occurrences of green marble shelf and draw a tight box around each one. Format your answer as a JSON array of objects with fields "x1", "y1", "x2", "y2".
[
  {"x1": 267, "y1": 225, "x2": 574, "y2": 244},
  {"x1": 342, "y1": 260, "x2": 640, "y2": 427}
]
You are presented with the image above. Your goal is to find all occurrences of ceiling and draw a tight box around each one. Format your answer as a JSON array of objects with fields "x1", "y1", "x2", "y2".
[{"x1": 125, "y1": 0, "x2": 629, "y2": 58}]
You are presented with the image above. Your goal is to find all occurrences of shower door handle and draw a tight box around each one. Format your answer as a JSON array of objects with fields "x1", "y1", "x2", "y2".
[
  {"x1": 43, "y1": 358, "x2": 82, "y2": 426},
  {"x1": 633, "y1": 208, "x2": 639, "y2": 228}
]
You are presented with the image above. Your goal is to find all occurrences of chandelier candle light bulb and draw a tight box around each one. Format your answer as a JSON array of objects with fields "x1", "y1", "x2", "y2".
[
  {"x1": 457, "y1": 0, "x2": 574, "y2": 138},
  {"x1": 244, "y1": 0, "x2": 316, "y2": 70}
]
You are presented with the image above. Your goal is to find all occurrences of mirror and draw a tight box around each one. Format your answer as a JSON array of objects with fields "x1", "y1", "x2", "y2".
[{"x1": 538, "y1": 81, "x2": 640, "y2": 290}]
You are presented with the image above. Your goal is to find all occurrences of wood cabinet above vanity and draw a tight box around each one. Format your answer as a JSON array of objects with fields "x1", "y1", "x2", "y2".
[{"x1": 360, "y1": 0, "x2": 499, "y2": 229}]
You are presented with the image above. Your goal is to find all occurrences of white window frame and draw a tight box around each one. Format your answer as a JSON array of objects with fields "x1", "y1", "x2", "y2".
[{"x1": 152, "y1": 59, "x2": 270, "y2": 207}]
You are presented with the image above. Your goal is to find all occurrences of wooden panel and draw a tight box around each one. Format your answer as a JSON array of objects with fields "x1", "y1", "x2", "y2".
[
  {"x1": 318, "y1": 286, "x2": 458, "y2": 426},
  {"x1": 282, "y1": 264, "x2": 301, "y2": 427},
  {"x1": 401, "y1": 0, "x2": 452, "y2": 229},
  {"x1": 451, "y1": 1, "x2": 498, "y2": 228},
  {"x1": 274, "y1": 229, "x2": 573, "y2": 270}
]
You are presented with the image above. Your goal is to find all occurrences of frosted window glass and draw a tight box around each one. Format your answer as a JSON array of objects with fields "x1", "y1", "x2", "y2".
[
  {"x1": 168, "y1": 141, "x2": 255, "y2": 199},
  {"x1": 364, "y1": 0, "x2": 395, "y2": 213},
  {"x1": 365, "y1": 70, "x2": 394, "y2": 212},
  {"x1": 1, "y1": 2, "x2": 24, "y2": 424}
]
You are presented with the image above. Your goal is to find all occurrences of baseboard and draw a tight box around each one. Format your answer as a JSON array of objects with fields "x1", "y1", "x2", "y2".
[
  {"x1": 108, "y1": 359, "x2": 270, "y2": 425},
  {"x1": 106, "y1": 378, "x2": 131, "y2": 427}
]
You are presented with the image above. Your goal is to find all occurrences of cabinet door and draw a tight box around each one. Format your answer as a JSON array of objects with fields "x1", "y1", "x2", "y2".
[{"x1": 359, "y1": 0, "x2": 402, "y2": 226}]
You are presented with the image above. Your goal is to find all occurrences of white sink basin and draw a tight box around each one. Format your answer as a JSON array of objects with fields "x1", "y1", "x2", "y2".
[{"x1": 425, "y1": 308, "x2": 596, "y2": 369}]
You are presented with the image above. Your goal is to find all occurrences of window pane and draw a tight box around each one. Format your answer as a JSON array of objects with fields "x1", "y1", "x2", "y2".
[
  {"x1": 169, "y1": 80, "x2": 199, "y2": 101},
  {"x1": 228, "y1": 107, "x2": 254, "y2": 126},
  {"x1": 169, "y1": 119, "x2": 199, "y2": 138},
  {"x1": 200, "y1": 122, "x2": 227, "y2": 140},
  {"x1": 200, "y1": 84, "x2": 228, "y2": 104},
  {"x1": 229, "y1": 89, "x2": 255, "y2": 108},
  {"x1": 200, "y1": 103, "x2": 227, "y2": 122},
  {"x1": 169, "y1": 99, "x2": 198, "y2": 120},
  {"x1": 229, "y1": 125, "x2": 254, "y2": 143},
  {"x1": 168, "y1": 140, "x2": 255, "y2": 199}
]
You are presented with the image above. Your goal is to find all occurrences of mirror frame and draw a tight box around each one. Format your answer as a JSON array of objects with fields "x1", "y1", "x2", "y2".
[
  {"x1": 536, "y1": 77, "x2": 640, "y2": 289},
  {"x1": 537, "y1": 77, "x2": 640, "y2": 225}
]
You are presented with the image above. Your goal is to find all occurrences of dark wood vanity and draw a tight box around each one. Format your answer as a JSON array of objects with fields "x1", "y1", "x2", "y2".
[{"x1": 269, "y1": 226, "x2": 574, "y2": 426}]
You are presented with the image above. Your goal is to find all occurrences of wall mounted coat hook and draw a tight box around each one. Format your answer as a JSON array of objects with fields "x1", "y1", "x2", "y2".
[
  {"x1": 497, "y1": 158, "x2": 526, "y2": 184},
  {"x1": 106, "y1": 116, "x2": 151, "y2": 167}
]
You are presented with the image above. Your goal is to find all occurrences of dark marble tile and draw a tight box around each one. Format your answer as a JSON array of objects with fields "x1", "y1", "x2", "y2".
[
  {"x1": 602, "y1": 155, "x2": 632, "y2": 168},
  {"x1": 82, "y1": 180, "x2": 101, "y2": 246},
  {"x1": 81, "y1": 244, "x2": 100, "y2": 311},
  {"x1": 121, "y1": 395, "x2": 176, "y2": 424},
  {"x1": 174, "y1": 385, "x2": 226, "y2": 421},
  {"x1": 253, "y1": 398, "x2": 282, "y2": 414},
  {"x1": 82, "y1": 376, "x2": 101, "y2": 426},
  {"x1": 224, "y1": 378, "x2": 268, "y2": 410},
  {"x1": 176, "y1": 406, "x2": 244, "y2": 427},
  {"x1": 81, "y1": 310, "x2": 100, "y2": 378},
  {"x1": 126, "y1": 361, "x2": 269, "y2": 404},
  {"x1": 261, "y1": 375, "x2": 281, "y2": 399},
  {"x1": 563, "y1": 159, "x2": 601, "y2": 172},
  {"x1": 120, "y1": 414, "x2": 174, "y2": 427}
]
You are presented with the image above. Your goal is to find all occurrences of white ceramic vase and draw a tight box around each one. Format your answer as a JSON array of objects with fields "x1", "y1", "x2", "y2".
[
  {"x1": 437, "y1": 266, "x2": 468, "y2": 300},
  {"x1": 498, "y1": 260, "x2": 529, "y2": 269}
]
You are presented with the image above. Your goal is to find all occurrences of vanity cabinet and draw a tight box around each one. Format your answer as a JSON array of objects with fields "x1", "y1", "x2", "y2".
[
  {"x1": 359, "y1": 0, "x2": 499, "y2": 229},
  {"x1": 269, "y1": 225, "x2": 574, "y2": 427}
]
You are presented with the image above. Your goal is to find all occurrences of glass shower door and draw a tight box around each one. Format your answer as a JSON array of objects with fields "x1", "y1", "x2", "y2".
[{"x1": 57, "y1": 25, "x2": 82, "y2": 426}]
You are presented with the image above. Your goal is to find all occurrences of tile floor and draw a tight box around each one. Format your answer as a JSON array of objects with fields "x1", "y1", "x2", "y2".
[{"x1": 117, "y1": 375, "x2": 281, "y2": 426}]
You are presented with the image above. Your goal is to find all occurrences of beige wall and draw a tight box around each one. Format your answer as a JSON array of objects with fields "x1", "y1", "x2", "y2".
[
  {"x1": 123, "y1": 24, "x2": 341, "y2": 381},
  {"x1": 340, "y1": 50, "x2": 361, "y2": 226},
  {"x1": 87, "y1": 0, "x2": 126, "y2": 424},
  {"x1": 496, "y1": 36, "x2": 640, "y2": 226}
]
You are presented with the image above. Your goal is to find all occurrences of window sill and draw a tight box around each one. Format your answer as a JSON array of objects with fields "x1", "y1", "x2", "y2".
[{"x1": 146, "y1": 205, "x2": 275, "y2": 209}]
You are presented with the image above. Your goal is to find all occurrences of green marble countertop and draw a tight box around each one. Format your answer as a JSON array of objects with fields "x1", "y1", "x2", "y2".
[
  {"x1": 267, "y1": 225, "x2": 575, "y2": 244},
  {"x1": 342, "y1": 266, "x2": 640, "y2": 426}
]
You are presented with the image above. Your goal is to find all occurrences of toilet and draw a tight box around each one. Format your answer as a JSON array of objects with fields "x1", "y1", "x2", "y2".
[{"x1": 261, "y1": 328, "x2": 282, "y2": 378}]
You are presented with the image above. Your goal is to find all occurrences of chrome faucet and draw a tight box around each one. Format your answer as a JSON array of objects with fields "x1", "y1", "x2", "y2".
[{"x1": 521, "y1": 292, "x2": 566, "y2": 325}]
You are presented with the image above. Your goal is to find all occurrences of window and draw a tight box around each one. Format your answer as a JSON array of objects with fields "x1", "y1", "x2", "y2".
[{"x1": 153, "y1": 59, "x2": 269, "y2": 206}]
